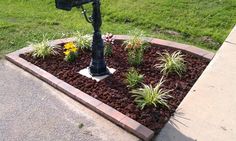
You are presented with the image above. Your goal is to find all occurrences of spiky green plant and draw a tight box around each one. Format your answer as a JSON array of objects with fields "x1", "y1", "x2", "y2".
[
  {"x1": 74, "y1": 32, "x2": 92, "y2": 51},
  {"x1": 155, "y1": 51, "x2": 186, "y2": 76},
  {"x1": 130, "y1": 77, "x2": 172, "y2": 110},
  {"x1": 125, "y1": 68, "x2": 144, "y2": 88},
  {"x1": 31, "y1": 40, "x2": 58, "y2": 59}
]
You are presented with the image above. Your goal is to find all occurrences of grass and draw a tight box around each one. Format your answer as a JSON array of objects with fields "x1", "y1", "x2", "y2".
[{"x1": 0, "y1": 0, "x2": 236, "y2": 57}]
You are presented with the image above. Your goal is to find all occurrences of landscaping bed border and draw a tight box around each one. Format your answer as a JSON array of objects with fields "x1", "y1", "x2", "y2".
[{"x1": 5, "y1": 35, "x2": 214, "y2": 141}]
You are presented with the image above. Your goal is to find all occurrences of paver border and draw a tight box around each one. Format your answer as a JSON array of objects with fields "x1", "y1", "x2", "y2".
[{"x1": 5, "y1": 36, "x2": 214, "y2": 141}]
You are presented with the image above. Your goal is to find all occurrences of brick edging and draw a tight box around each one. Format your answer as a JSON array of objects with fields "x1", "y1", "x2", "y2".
[
  {"x1": 50, "y1": 35, "x2": 214, "y2": 60},
  {"x1": 5, "y1": 36, "x2": 214, "y2": 141},
  {"x1": 114, "y1": 35, "x2": 215, "y2": 60},
  {"x1": 5, "y1": 43, "x2": 154, "y2": 141}
]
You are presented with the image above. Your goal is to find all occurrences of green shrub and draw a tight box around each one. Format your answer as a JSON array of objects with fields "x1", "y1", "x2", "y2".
[
  {"x1": 130, "y1": 77, "x2": 172, "y2": 110},
  {"x1": 104, "y1": 33, "x2": 114, "y2": 56},
  {"x1": 155, "y1": 51, "x2": 186, "y2": 76},
  {"x1": 123, "y1": 29, "x2": 147, "y2": 66},
  {"x1": 127, "y1": 49, "x2": 144, "y2": 66},
  {"x1": 125, "y1": 68, "x2": 144, "y2": 88},
  {"x1": 64, "y1": 52, "x2": 77, "y2": 62},
  {"x1": 104, "y1": 44, "x2": 112, "y2": 56},
  {"x1": 31, "y1": 40, "x2": 58, "y2": 59}
]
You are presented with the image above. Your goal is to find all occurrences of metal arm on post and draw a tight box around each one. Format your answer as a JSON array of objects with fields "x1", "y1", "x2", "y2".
[{"x1": 81, "y1": 6, "x2": 92, "y2": 23}]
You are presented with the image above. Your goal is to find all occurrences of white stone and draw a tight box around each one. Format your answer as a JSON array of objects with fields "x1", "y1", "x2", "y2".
[{"x1": 78, "y1": 67, "x2": 116, "y2": 82}]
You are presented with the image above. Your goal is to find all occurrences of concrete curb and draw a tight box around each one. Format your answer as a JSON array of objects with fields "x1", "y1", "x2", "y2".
[{"x1": 5, "y1": 36, "x2": 214, "y2": 141}]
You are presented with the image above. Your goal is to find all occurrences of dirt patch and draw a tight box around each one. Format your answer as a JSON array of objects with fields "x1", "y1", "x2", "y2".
[
  {"x1": 199, "y1": 36, "x2": 221, "y2": 47},
  {"x1": 153, "y1": 28, "x2": 181, "y2": 37},
  {"x1": 153, "y1": 28, "x2": 221, "y2": 49}
]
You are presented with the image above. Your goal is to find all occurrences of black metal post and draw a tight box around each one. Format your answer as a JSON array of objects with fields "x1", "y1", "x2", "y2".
[{"x1": 88, "y1": 0, "x2": 110, "y2": 76}]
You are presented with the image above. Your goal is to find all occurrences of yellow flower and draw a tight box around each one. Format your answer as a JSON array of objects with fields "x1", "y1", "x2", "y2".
[
  {"x1": 64, "y1": 50, "x2": 70, "y2": 56},
  {"x1": 64, "y1": 42, "x2": 76, "y2": 50},
  {"x1": 71, "y1": 47, "x2": 78, "y2": 53}
]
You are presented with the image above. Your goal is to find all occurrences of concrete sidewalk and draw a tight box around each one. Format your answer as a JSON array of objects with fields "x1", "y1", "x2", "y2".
[
  {"x1": 155, "y1": 26, "x2": 236, "y2": 141},
  {"x1": 0, "y1": 60, "x2": 138, "y2": 141}
]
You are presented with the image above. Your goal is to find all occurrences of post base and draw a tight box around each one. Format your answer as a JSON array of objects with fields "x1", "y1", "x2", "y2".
[
  {"x1": 78, "y1": 67, "x2": 115, "y2": 82},
  {"x1": 88, "y1": 66, "x2": 111, "y2": 76}
]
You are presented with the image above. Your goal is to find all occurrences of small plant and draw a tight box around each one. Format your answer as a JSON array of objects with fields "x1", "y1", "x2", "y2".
[
  {"x1": 31, "y1": 40, "x2": 58, "y2": 59},
  {"x1": 74, "y1": 32, "x2": 92, "y2": 51},
  {"x1": 123, "y1": 29, "x2": 147, "y2": 66},
  {"x1": 130, "y1": 77, "x2": 172, "y2": 110},
  {"x1": 78, "y1": 123, "x2": 84, "y2": 129},
  {"x1": 125, "y1": 68, "x2": 144, "y2": 88},
  {"x1": 104, "y1": 33, "x2": 114, "y2": 56},
  {"x1": 127, "y1": 49, "x2": 144, "y2": 66},
  {"x1": 64, "y1": 42, "x2": 78, "y2": 62},
  {"x1": 155, "y1": 51, "x2": 186, "y2": 76}
]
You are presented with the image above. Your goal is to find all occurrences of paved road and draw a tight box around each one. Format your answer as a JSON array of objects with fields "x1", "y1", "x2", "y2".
[{"x1": 0, "y1": 59, "x2": 139, "y2": 141}]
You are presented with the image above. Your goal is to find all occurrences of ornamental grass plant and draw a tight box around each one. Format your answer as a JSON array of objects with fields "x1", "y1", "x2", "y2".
[
  {"x1": 155, "y1": 51, "x2": 186, "y2": 76},
  {"x1": 74, "y1": 32, "x2": 92, "y2": 51},
  {"x1": 31, "y1": 39, "x2": 59, "y2": 59},
  {"x1": 130, "y1": 77, "x2": 172, "y2": 110}
]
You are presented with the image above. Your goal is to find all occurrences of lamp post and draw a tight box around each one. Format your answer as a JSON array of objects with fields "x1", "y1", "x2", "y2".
[{"x1": 55, "y1": 0, "x2": 110, "y2": 76}]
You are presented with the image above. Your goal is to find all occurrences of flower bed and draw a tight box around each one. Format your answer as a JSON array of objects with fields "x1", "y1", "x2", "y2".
[{"x1": 6, "y1": 33, "x2": 214, "y2": 140}]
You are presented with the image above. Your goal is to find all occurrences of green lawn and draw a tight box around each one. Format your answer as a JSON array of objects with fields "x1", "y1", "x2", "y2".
[{"x1": 0, "y1": 0, "x2": 236, "y2": 57}]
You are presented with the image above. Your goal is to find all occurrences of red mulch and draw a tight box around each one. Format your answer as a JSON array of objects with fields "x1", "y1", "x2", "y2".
[{"x1": 20, "y1": 42, "x2": 209, "y2": 134}]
